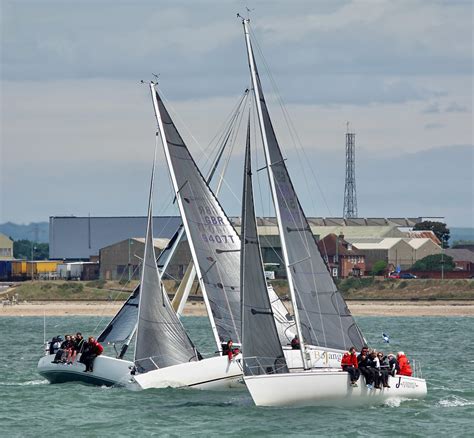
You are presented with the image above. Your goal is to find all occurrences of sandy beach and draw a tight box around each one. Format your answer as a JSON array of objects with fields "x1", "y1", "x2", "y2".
[{"x1": 1, "y1": 300, "x2": 473, "y2": 317}]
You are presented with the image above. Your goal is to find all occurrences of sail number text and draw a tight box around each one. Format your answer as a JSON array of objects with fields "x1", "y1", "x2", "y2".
[{"x1": 197, "y1": 205, "x2": 234, "y2": 244}]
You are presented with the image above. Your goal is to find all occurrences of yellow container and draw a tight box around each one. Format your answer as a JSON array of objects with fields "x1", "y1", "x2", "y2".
[
  {"x1": 12, "y1": 261, "x2": 28, "y2": 276},
  {"x1": 34, "y1": 261, "x2": 60, "y2": 273}
]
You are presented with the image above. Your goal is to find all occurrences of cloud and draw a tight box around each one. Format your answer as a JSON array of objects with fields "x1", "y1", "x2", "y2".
[
  {"x1": 1, "y1": 1, "x2": 472, "y2": 226},
  {"x1": 424, "y1": 122, "x2": 443, "y2": 130},
  {"x1": 445, "y1": 102, "x2": 468, "y2": 113},
  {"x1": 422, "y1": 103, "x2": 441, "y2": 114},
  {"x1": 1, "y1": 0, "x2": 472, "y2": 105}
]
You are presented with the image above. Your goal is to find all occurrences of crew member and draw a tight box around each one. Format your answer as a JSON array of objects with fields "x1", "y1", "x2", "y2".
[
  {"x1": 397, "y1": 352, "x2": 412, "y2": 376},
  {"x1": 341, "y1": 346, "x2": 360, "y2": 386},
  {"x1": 80, "y1": 336, "x2": 104, "y2": 372}
]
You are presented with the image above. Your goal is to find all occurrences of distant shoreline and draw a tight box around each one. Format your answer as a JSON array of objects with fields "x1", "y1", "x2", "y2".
[{"x1": 1, "y1": 300, "x2": 473, "y2": 317}]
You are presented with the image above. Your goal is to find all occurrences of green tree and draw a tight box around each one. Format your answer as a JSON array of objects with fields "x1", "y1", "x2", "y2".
[
  {"x1": 413, "y1": 221, "x2": 450, "y2": 248},
  {"x1": 371, "y1": 260, "x2": 388, "y2": 275},
  {"x1": 13, "y1": 239, "x2": 49, "y2": 260},
  {"x1": 411, "y1": 253, "x2": 455, "y2": 272}
]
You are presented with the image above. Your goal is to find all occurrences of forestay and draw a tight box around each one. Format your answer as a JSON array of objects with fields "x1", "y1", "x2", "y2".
[
  {"x1": 153, "y1": 89, "x2": 241, "y2": 345},
  {"x1": 241, "y1": 119, "x2": 289, "y2": 376},
  {"x1": 250, "y1": 48, "x2": 366, "y2": 352},
  {"x1": 134, "y1": 143, "x2": 199, "y2": 373}
]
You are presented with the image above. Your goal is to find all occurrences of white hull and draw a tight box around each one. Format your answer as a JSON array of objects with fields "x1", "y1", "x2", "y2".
[
  {"x1": 245, "y1": 370, "x2": 427, "y2": 407},
  {"x1": 37, "y1": 354, "x2": 134, "y2": 387},
  {"x1": 131, "y1": 355, "x2": 243, "y2": 390},
  {"x1": 37, "y1": 347, "x2": 342, "y2": 391}
]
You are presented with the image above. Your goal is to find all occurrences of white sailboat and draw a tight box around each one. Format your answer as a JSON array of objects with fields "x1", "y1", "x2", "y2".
[
  {"x1": 131, "y1": 83, "x2": 301, "y2": 390},
  {"x1": 239, "y1": 17, "x2": 427, "y2": 407}
]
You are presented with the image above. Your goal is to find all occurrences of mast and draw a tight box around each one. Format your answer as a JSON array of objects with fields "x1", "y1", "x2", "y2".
[
  {"x1": 133, "y1": 129, "x2": 157, "y2": 363},
  {"x1": 241, "y1": 19, "x2": 308, "y2": 369},
  {"x1": 149, "y1": 83, "x2": 222, "y2": 351}
]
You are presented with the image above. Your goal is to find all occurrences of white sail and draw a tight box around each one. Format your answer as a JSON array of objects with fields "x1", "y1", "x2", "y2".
[
  {"x1": 151, "y1": 84, "x2": 242, "y2": 348},
  {"x1": 242, "y1": 20, "x2": 366, "y2": 354},
  {"x1": 134, "y1": 138, "x2": 199, "y2": 373}
]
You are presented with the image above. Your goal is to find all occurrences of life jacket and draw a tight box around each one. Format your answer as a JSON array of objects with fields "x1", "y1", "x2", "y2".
[
  {"x1": 341, "y1": 352, "x2": 358, "y2": 368},
  {"x1": 398, "y1": 355, "x2": 412, "y2": 376}
]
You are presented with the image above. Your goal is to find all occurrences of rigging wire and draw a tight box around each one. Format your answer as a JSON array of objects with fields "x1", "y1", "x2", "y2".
[
  {"x1": 248, "y1": 26, "x2": 334, "y2": 219},
  {"x1": 156, "y1": 85, "x2": 246, "y2": 208},
  {"x1": 247, "y1": 24, "x2": 348, "y2": 348}
]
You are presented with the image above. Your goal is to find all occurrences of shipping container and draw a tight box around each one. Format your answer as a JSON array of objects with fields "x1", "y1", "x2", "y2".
[
  {"x1": 0, "y1": 261, "x2": 12, "y2": 280},
  {"x1": 11, "y1": 261, "x2": 28, "y2": 278},
  {"x1": 33, "y1": 261, "x2": 61, "y2": 273},
  {"x1": 57, "y1": 262, "x2": 84, "y2": 280}
]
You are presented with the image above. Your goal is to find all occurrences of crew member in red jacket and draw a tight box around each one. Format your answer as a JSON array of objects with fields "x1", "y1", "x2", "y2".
[
  {"x1": 397, "y1": 351, "x2": 412, "y2": 376},
  {"x1": 224, "y1": 340, "x2": 239, "y2": 361},
  {"x1": 341, "y1": 346, "x2": 360, "y2": 386},
  {"x1": 80, "y1": 336, "x2": 104, "y2": 372}
]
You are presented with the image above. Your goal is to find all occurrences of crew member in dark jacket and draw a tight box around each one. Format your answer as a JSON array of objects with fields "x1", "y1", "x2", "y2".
[
  {"x1": 367, "y1": 350, "x2": 382, "y2": 389},
  {"x1": 70, "y1": 332, "x2": 84, "y2": 364},
  {"x1": 357, "y1": 346, "x2": 376, "y2": 388},
  {"x1": 387, "y1": 353, "x2": 400, "y2": 376},
  {"x1": 53, "y1": 334, "x2": 73, "y2": 363},
  {"x1": 377, "y1": 352, "x2": 390, "y2": 388}
]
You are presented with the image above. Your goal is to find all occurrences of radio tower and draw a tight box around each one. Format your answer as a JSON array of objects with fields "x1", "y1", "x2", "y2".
[{"x1": 343, "y1": 122, "x2": 358, "y2": 218}]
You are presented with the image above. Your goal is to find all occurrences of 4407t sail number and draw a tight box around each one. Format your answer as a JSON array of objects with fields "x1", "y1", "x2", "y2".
[{"x1": 201, "y1": 234, "x2": 235, "y2": 244}]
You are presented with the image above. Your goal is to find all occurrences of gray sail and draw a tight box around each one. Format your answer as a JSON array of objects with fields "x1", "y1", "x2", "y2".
[
  {"x1": 241, "y1": 119, "x2": 289, "y2": 376},
  {"x1": 97, "y1": 285, "x2": 139, "y2": 344},
  {"x1": 252, "y1": 52, "x2": 366, "y2": 352},
  {"x1": 134, "y1": 147, "x2": 199, "y2": 373},
  {"x1": 154, "y1": 90, "x2": 241, "y2": 345}
]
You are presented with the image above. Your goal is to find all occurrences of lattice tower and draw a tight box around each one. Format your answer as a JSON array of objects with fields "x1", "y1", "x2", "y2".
[{"x1": 343, "y1": 125, "x2": 358, "y2": 218}]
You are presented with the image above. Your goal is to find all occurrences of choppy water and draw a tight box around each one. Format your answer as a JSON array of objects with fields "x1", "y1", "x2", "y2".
[{"x1": 0, "y1": 316, "x2": 473, "y2": 437}]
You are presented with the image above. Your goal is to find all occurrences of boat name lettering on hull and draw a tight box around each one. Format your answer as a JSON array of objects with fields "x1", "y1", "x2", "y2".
[{"x1": 395, "y1": 377, "x2": 417, "y2": 389}]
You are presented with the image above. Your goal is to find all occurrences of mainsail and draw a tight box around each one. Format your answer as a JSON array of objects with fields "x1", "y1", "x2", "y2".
[
  {"x1": 97, "y1": 92, "x2": 249, "y2": 344},
  {"x1": 243, "y1": 21, "x2": 366, "y2": 352},
  {"x1": 241, "y1": 119, "x2": 289, "y2": 376},
  {"x1": 151, "y1": 85, "x2": 241, "y2": 347},
  {"x1": 134, "y1": 140, "x2": 199, "y2": 373}
]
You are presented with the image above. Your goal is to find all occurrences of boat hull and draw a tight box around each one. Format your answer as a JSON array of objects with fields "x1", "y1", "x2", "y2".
[
  {"x1": 37, "y1": 354, "x2": 134, "y2": 387},
  {"x1": 244, "y1": 370, "x2": 427, "y2": 407},
  {"x1": 132, "y1": 355, "x2": 243, "y2": 390}
]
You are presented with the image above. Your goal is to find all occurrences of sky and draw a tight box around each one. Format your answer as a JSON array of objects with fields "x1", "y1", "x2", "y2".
[{"x1": 1, "y1": 0, "x2": 473, "y2": 227}]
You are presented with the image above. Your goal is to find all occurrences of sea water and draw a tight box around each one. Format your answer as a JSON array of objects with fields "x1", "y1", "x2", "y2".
[{"x1": 0, "y1": 316, "x2": 472, "y2": 437}]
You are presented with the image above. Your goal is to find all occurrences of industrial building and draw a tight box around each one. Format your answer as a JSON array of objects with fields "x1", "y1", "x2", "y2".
[
  {"x1": 444, "y1": 249, "x2": 474, "y2": 273},
  {"x1": 99, "y1": 237, "x2": 172, "y2": 281},
  {"x1": 49, "y1": 216, "x2": 181, "y2": 260},
  {"x1": 348, "y1": 237, "x2": 442, "y2": 271}
]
